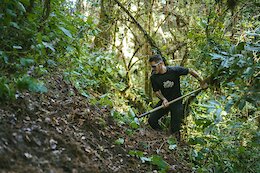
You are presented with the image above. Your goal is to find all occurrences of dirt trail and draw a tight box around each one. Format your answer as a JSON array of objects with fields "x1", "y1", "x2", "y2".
[{"x1": 0, "y1": 74, "x2": 192, "y2": 173}]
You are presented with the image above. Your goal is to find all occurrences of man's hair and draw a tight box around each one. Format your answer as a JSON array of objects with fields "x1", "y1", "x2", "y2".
[{"x1": 149, "y1": 54, "x2": 163, "y2": 63}]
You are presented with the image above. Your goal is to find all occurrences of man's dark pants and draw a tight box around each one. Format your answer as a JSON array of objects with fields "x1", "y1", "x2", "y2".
[{"x1": 148, "y1": 100, "x2": 184, "y2": 134}]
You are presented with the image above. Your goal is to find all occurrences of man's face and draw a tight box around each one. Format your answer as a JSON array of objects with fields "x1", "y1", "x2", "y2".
[{"x1": 150, "y1": 61, "x2": 162, "y2": 74}]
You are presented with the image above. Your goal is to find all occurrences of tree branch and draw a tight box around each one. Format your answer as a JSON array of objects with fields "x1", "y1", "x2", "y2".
[{"x1": 113, "y1": 0, "x2": 163, "y2": 57}]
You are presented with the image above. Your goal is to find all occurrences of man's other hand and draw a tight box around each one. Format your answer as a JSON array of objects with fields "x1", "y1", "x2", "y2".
[{"x1": 200, "y1": 80, "x2": 208, "y2": 89}]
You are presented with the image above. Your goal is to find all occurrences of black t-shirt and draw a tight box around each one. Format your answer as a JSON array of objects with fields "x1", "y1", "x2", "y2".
[{"x1": 150, "y1": 66, "x2": 189, "y2": 101}]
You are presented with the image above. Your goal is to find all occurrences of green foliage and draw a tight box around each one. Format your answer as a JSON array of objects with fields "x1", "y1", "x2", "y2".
[
  {"x1": 0, "y1": 75, "x2": 47, "y2": 101},
  {"x1": 208, "y1": 28, "x2": 259, "y2": 109},
  {"x1": 187, "y1": 92, "x2": 260, "y2": 172},
  {"x1": 186, "y1": 7, "x2": 259, "y2": 171},
  {"x1": 0, "y1": 77, "x2": 15, "y2": 100},
  {"x1": 167, "y1": 137, "x2": 177, "y2": 150},
  {"x1": 150, "y1": 155, "x2": 170, "y2": 172},
  {"x1": 64, "y1": 51, "x2": 127, "y2": 94},
  {"x1": 115, "y1": 138, "x2": 125, "y2": 145},
  {"x1": 16, "y1": 75, "x2": 47, "y2": 93},
  {"x1": 128, "y1": 150, "x2": 170, "y2": 172},
  {"x1": 0, "y1": 0, "x2": 84, "y2": 100},
  {"x1": 109, "y1": 107, "x2": 140, "y2": 130}
]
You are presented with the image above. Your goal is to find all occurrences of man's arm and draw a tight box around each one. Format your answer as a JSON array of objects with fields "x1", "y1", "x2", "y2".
[
  {"x1": 155, "y1": 91, "x2": 169, "y2": 107},
  {"x1": 155, "y1": 90, "x2": 167, "y2": 101},
  {"x1": 189, "y1": 69, "x2": 208, "y2": 89}
]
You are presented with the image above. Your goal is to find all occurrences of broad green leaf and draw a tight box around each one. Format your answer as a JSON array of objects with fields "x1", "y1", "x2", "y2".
[
  {"x1": 20, "y1": 58, "x2": 34, "y2": 66},
  {"x1": 229, "y1": 45, "x2": 236, "y2": 54},
  {"x1": 13, "y1": 45, "x2": 22, "y2": 49},
  {"x1": 245, "y1": 31, "x2": 260, "y2": 37},
  {"x1": 189, "y1": 137, "x2": 207, "y2": 145},
  {"x1": 128, "y1": 150, "x2": 136, "y2": 156},
  {"x1": 47, "y1": 59, "x2": 57, "y2": 66},
  {"x1": 238, "y1": 99, "x2": 246, "y2": 110},
  {"x1": 167, "y1": 137, "x2": 176, "y2": 145},
  {"x1": 106, "y1": 67, "x2": 112, "y2": 73},
  {"x1": 72, "y1": 71, "x2": 81, "y2": 76},
  {"x1": 169, "y1": 144, "x2": 177, "y2": 150},
  {"x1": 17, "y1": 76, "x2": 47, "y2": 93},
  {"x1": 243, "y1": 67, "x2": 254, "y2": 77},
  {"x1": 209, "y1": 53, "x2": 224, "y2": 60},
  {"x1": 10, "y1": 22, "x2": 20, "y2": 29},
  {"x1": 0, "y1": 51, "x2": 8, "y2": 63},
  {"x1": 115, "y1": 138, "x2": 124, "y2": 145},
  {"x1": 4, "y1": 84, "x2": 11, "y2": 96},
  {"x1": 236, "y1": 42, "x2": 245, "y2": 52},
  {"x1": 225, "y1": 99, "x2": 234, "y2": 112},
  {"x1": 151, "y1": 155, "x2": 169, "y2": 170},
  {"x1": 199, "y1": 19, "x2": 207, "y2": 28},
  {"x1": 236, "y1": 57, "x2": 246, "y2": 67},
  {"x1": 220, "y1": 51, "x2": 229, "y2": 56},
  {"x1": 256, "y1": 27, "x2": 260, "y2": 33},
  {"x1": 29, "y1": 82, "x2": 47, "y2": 93},
  {"x1": 214, "y1": 108, "x2": 222, "y2": 124},
  {"x1": 66, "y1": 46, "x2": 74, "y2": 52},
  {"x1": 128, "y1": 150, "x2": 144, "y2": 157},
  {"x1": 252, "y1": 131, "x2": 260, "y2": 145},
  {"x1": 3, "y1": 56, "x2": 8, "y2": 63},
  {"x1": 128, "y1": 108, "x2": 136, "y2": 117},
  {"x1": 7, "y1": 9, "x2": 17, "y2": 17},
  {"x1": 208, "y1": 100, "x2": 221, "y2": 106},
  {"x1": 81, "y1": 91, "x2": 90, "y2": 98},
  {"x1": 59, "y1": 26, "x2": 72, "y2": 38},
  {"x1": 245, "y1": 44, "x2": 260, "y2": 52},
  {"x1": 191, "y1": 149, "x2": 198, "y2": 158},
  {"x1": 221, "y1": 58, "x2": 230, "y2": 68},
  {"x1": 130, "y1": 121, "x2": 139, "y2": 129},
  {"x1": 17, "y1": 76, "x2": 31, "y2": 90},
  {"x1": 42, "y1": 42, "x2": 55, "y2": 52},
  {"x1": 17, "y1": 2, "x2": 26, "y2": 13},
  {"x1": 140, "y1": 157, "x2": 151, "y2": 163},
  {"x1": 134, "y1": 117, "x2": 139, "y2": 124}
]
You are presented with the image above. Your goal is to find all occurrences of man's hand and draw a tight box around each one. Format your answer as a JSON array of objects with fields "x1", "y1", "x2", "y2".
[
  {"x1": 162, "y1": 98, "x2": 169, "y2": 108},
  {"x1": 200, "y1": 80, "x2": 208, "y2": 89}
]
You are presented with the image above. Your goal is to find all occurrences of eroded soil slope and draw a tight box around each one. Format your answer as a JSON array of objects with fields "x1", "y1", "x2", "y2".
[{"x1": 0, "y1": 74, "x2": 192, "y2": 173}]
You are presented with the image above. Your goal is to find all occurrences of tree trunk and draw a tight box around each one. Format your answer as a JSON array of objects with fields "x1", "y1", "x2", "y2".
[
  {"x1": 38, "y1": 0, "x2": 51, "y2": 31},
  {"x1": 144, "y1": 0, "x2": 153, "y2": 101},
  {"x1": 144, "y1": 43, "x2": 152, "y2": 101},
  {"x1": 94, "y1": 0, "x2": 114, "y2": 49}
]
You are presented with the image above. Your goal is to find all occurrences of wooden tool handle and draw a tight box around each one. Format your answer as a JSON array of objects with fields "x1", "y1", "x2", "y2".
[{"x1": 137, "y1": 88, "x2": 202, "y2": 118}]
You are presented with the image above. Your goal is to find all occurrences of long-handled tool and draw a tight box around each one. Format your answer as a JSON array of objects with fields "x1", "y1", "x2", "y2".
[{"x1": 137, "y1": 88, "x2": 202, "y2": 118}]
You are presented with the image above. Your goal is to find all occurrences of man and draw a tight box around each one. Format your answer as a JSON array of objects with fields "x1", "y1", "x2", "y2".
[{"x1": 148, "y1": 54, "x2": 207, "y2": 141}]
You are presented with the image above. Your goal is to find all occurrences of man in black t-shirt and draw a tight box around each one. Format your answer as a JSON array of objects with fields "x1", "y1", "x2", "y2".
[{"x1": 148, "y1": 54, "x2": 207, "y2": 141}]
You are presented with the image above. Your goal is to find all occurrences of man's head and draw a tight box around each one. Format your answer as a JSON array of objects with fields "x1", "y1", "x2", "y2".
[{"x1": 149, "y1": 54, "x2": 165, "y2": 74}]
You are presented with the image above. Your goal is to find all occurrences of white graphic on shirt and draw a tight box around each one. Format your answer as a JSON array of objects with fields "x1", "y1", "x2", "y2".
[{"x1": 163, "y1": 80, "x2": 174, "y2": 88}]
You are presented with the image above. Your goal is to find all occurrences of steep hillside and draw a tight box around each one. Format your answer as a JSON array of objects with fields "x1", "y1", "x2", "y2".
[{"x1": 0, "y1": 73, "x2": 192, "y2": 173}]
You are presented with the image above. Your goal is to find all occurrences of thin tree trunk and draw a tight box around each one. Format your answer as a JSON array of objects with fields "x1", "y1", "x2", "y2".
[
  {"x1": 144, "y1": 0, "x2": 153, "y2": 100},
  {"x1": 144, "y1": 43, "x2": 152, "y2": 100},
  {"x1": 38, "y1": 0, "x2": 51, "y2": 31},
  {"x1": 94, "y1": 0, "x2": 114, "y2": 49}
]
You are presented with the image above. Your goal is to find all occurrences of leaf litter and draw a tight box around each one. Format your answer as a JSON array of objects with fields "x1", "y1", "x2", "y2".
[{"x1": 0, "y1": 74, "x2": 192, "y2": 173}]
